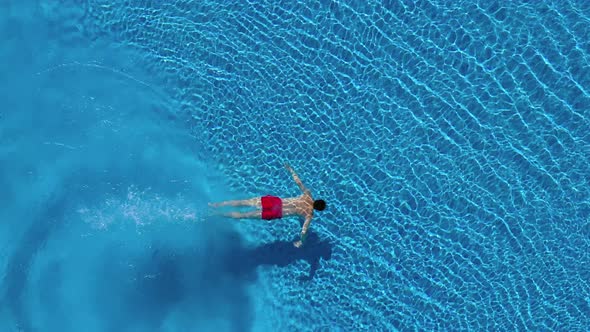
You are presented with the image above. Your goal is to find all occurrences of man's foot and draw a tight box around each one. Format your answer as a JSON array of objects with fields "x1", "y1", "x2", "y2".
[{"x1": 293, "y1": 240, "x2": 303, "y2": 248}]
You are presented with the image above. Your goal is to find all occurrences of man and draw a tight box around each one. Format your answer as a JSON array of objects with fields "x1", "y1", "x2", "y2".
[{"x1": 209, "y1": 163, "x2": 326, "y2": 247}]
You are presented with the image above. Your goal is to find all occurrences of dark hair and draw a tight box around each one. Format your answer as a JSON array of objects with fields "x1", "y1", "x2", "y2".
[{"x1": 313, "y1": 199, "x2": 326, "y2": 211}]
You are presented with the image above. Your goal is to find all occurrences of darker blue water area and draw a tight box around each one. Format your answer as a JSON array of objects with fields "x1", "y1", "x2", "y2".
[
  {"x1": 2, "y1": 1, "x2": 590, "y2": 332},
  {"x1": 92, "y1": 228, "x2": 254, "y2": 332},
  {"x1": 91, "y1": 232, "x2": 331, "y2": 331},
  {"x1": 230, "y1": 232, "x2": 334, "y2": 282}
]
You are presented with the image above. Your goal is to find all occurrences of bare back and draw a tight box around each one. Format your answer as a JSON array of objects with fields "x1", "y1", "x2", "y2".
[
  {"x1": 281, "y1": 191, "x2": 314, "y2": 219},
  {"x1": 283, "y1": 164, "x2": 317, "y2": 247}
]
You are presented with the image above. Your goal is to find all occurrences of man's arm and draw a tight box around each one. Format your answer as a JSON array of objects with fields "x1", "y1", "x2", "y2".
[
  {"x1": 285, "y1": 163, "x2": 308, "y2": 194},
  {"x1": 294, "y1": 216, "x2": 312, "y2": 248}
]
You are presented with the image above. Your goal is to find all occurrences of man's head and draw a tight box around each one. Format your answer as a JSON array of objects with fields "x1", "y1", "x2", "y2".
[{"x1": 313, "y1": 199, "x2": 326, "y2": 211}]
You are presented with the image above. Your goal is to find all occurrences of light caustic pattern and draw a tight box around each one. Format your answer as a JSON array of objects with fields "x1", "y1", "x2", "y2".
[{"x1": 45, "y1": 1, "x2": 590, "y2": 331}]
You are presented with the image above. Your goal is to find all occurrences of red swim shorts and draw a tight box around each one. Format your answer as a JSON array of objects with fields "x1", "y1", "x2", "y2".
[{"x1": 261, "y1": 195, "x2": 283, "y2": 220}]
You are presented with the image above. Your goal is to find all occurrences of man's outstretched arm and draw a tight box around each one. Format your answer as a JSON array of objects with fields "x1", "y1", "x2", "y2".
[
  {"x1": 285, "y1": 163, "x2": 308, "y2": 194},
  {"x1": 294, "y1": 216, "x2": 312, "y2": 248}
]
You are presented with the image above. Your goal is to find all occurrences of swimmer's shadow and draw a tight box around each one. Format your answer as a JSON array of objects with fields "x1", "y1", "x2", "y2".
[{"x1": 229, "y1": 232, "x2": 333, "y2": 281}]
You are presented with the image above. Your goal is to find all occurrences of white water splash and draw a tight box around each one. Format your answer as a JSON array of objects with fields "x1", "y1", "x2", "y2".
[{"x1": 77, "y1": 186, "x2": 203, "y2": 230}]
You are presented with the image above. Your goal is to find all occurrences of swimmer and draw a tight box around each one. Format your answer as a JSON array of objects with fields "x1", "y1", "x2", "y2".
[{"x1": 209, "y1": 163, "x2": 326, "y2": 248}]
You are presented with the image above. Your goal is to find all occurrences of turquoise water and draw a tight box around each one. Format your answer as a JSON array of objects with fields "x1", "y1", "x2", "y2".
[{"x1": 1, "y1": 1, "x2": 589, "y2": 331}]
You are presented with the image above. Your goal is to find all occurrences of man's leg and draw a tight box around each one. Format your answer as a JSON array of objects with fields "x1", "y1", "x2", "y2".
[
  {"x1": 223, "y1": 210, "x2": 261, "y2": 219},
  {"x1": 209, "y1": 197, "x2": 260, "y2": 208}
]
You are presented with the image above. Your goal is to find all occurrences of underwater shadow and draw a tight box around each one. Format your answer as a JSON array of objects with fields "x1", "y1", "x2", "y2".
[
  {"x1": 96, "y1": 226, "x2": 254, "y2": 332},
  {"x1": 229, "y1": 232, "x2": 333, "y2": 281}
]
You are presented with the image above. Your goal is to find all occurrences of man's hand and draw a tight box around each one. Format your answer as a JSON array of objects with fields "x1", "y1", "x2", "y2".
[{"x1": 293, "y1": 240, "x2": 303, "y2": 248}]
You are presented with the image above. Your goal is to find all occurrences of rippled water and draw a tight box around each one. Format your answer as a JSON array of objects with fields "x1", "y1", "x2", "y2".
[{"x1": 1, "y1": 1, "x2": 589, "y2": 331}]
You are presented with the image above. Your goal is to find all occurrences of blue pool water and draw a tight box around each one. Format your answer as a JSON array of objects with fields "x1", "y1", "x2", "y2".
[{"x1": 1, "y1": 1, "x2": 589, "y2": 331}]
